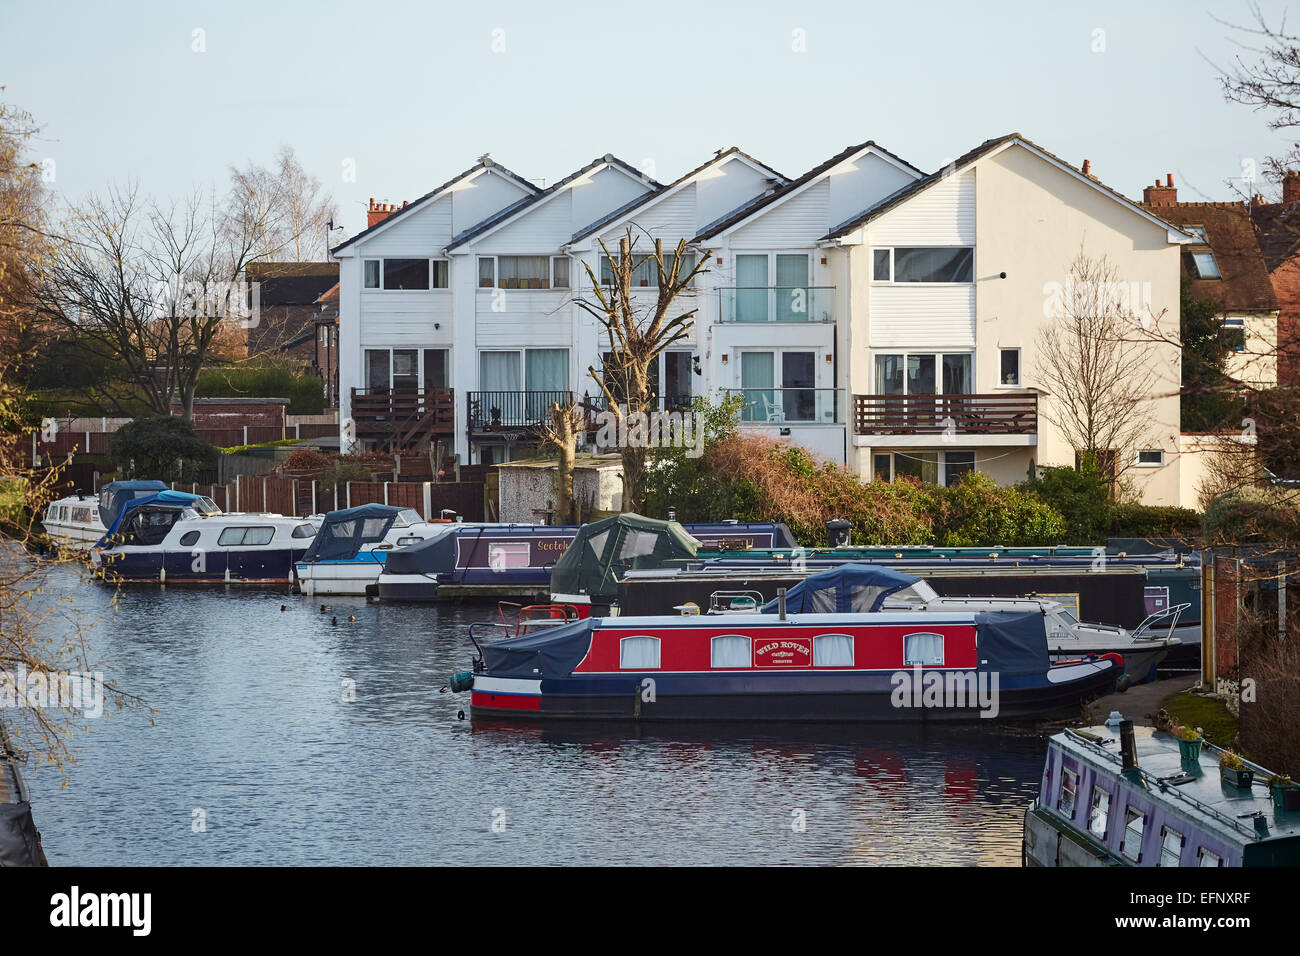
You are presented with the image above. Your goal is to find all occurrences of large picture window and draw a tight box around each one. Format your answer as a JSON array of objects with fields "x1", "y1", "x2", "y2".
[
  {"x1": 363, "y1": 258, "x2": 448, "y2": 290},
  {"x1": 875, "y1": 247, "x2": 974, "y2": 283}
]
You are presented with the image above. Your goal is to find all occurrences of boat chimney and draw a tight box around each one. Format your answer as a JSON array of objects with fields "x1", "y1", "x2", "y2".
[
  {"x1": 777, "y1": 587, "x2": 787, "y2": 621},
  {"x1": 1119, "y1": 719, "x2": 1138, "y2": 772}
]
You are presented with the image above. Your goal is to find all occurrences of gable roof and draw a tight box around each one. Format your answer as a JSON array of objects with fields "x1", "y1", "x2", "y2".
[
  {"x1": 823, "y1": 133, "x2": 1191, "y2": 243},
  {"x1": 445, "y1": 154, "x2": 660, "y2": 251},
  {"x1": 693, "y1": 140, "x2": 924, "y2": 241},
  {"x1": 245, "y1": 261, "x2": 339, "y2": 306},
  {"x1": 1140, "y1": 201, "x2": 1278, "y2": 312},
  {"x1": 569, "y1": 147, "x2": 788, "y2": 244},
  {"x1": 330, "y1": 157, "x2": 538, "y2": 255},
  {"x1": 1250, "y1": 199, "x2": 1300, "y2": 273}
]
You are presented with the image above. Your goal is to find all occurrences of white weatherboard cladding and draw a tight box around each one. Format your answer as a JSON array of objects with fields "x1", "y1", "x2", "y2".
[
  {"x1": 868, "y1": 169, "x2": 975, "y2": 246},
  {"x1": 475, "y1": 293, "x2": 574, "y2": 347},
  {"x1": 571, "y1": 167, "x2": 652, "y2": 232},
  {"x1": 601, "y1": 185, "x2": 695, "y2": 247},
  {"x1": 450, "y1": 170, "x2": 534, "y2": 236},
  {"x1": 694, "y1": 158, "x2": 770, "y2": 228},
  {"x1": 359, "y1": 293, "x2": 453, "y2": 348},
  {"x1": 730, "y1": 180, "x2": 829, "y2": 248},
  {"x1": 825, "y1": 157, "x2": 917, "y2": 227},
  {"x1": 473, "y1": 191, "x2": 573, "y2": 253},
  {"x1": 361, "y1": 195, "x2": 453, "y2": 255},
  {"x1": 868, "y1": 284, "x2": 976, "y2": 348}
]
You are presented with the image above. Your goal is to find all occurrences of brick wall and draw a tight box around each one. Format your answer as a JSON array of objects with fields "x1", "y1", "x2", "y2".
[{"x1": 1271, "y1": 256, "x2": 1300, "y2": 386}]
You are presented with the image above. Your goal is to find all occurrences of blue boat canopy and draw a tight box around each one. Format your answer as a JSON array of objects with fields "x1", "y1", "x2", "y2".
[
  {"x1": 99, "y1": 489, "x2": 211, "y2": 543},
  {"x1": 762, "y1": 562, "x2": 921, "y2": 614},
  {"x1": 303, "y1": 504, "x2": 405, "y2": 562},
  {"x1": 97, "y1": 480, "x2": 169, "y2": 530}
]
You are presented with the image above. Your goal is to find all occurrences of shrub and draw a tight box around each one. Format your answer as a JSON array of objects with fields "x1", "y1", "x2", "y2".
[
  {"x1": 107, "y1": 416, "x2": 217, "y2": 482},
  {"x1": 1106, "y1": 503, "x2": 1201, "y2": 539},
  {"x1": 317, "y1": 461, "x2": 375, "y2": 493},
  {"x1": 936, "y1": 472, "x2": 1066, "y2": 546},
  {"x1": 1019, "y1": 463, "x2": 1111, "y2": 544},
  {"x1": 195, "y1": 360, "x2": 325, "y2": 415},
  {"x1": 1202, "y1": 487, "x2": 1300, "y2": 544}
]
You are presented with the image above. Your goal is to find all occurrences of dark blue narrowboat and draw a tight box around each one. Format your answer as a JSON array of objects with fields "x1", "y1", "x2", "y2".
[{"x1": 376, "y1": 516, "x2": 794, "y2": 603}]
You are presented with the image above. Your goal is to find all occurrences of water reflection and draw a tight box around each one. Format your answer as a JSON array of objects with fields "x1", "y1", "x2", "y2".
[{"x1": 22, "y1": 566, "x2": 1045, "y2": 865}]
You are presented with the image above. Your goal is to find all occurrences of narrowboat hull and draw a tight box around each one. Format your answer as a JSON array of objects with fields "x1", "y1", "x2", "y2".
[{"x1": 470, "y1": 661, "x2": 1119, "y2": 722}]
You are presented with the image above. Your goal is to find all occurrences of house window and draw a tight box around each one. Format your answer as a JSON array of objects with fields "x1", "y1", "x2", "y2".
[
  {"x1": 1159, "y1": 826, "x2": 1184, "y2": 867},
  {"x1": 710, "y1": 635, "x2": 751, "y2": 668},
  {"x1": 944, "y1": 451, "x2": 975, "y2": 486},
  {"x1": 365, "y1": 349, "x2": 446, "y2": 393},
  {"x1": 619, "y1": 636, "x2": 661, "y2": 669},
  {"x1": 551, "y1": 256, "x2": 570, "y2": 289},
  {"x1": 1223, "y1": 318, "x2": 1246, "y2": 352},
  {"x1": 999, "y1": 348, "x2": 1020, "y2": 386},
  {"x1": 873, "y1": 352, "x2": 972, "y2": 395},
  {"x1": 1190, "y1": 250, "x2": 1221, "y2": 279},
  {"x1": 903, "y1": 632, "x2": 943, "y2": 666},
  {"x1": 1185, "y1": 225, "x2": 1209, "y2": 243},
  {"x1": 1058, "y1": 768, "x2": 1078, "y2": 815},
  {"x1": 478, "y1": 257, "x2": 495, "y2": 288},
  {"x1": 813, "y1": 633, "x2": 854, "y2": 667},
  {"x1": 738, "y1": 349, "x2": 819, "y2": 423},
  {"x1": 1122, "y1": 807, "x2": 1145, "y2": 861},
  {"x1": 600, "y1": 251, "x2": 696, "y2": 287},
  {"x1": 1198, "y1": 848, "x2": 1223, "y2": 867},
  {"x1": 875, "y1": 247, "x2": 974, "y2": 283},
  {"x1": 1136, "y1": 449, "x2": 1165, "y2": 467},
  {"x1": 872, "y1": 248, "x2": 891, "y2": 281},
  {"x1": 1088, "y1": 786, "x2": 1110, "y2": 838},
  {"x1": 872, "y1": 453, "x2": 892, "y2": 482},
  {"x1": 366, "y1": 258, "x2": 447, "y2": 290}
]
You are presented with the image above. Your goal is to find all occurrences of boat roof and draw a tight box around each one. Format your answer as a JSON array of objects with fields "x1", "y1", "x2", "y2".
[
  {"x1": 303, "y1": 504, "x2": 406, "y2": 562},
  {"x1": 550, "y1": 513, "x2": 702, "y2": 599},
  {"x1": 1053, "y1": 725, "x2": 1300, "y2": 845},
  {"x1": 101, "y1": 489, "x2": 210, "y2": 538},
  {"x1": 760, "y1": 562, "x2": 920, "y2": 614}
]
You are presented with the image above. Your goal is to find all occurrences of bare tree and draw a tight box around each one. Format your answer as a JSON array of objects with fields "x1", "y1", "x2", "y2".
[
  {"x1": 30, "y1": 184, "x2": 267, "y2": 421},
  {"x1": 538, "y1": 398, "x2": 584, "y2": 524},
  {"x1": 575, "y1": 229, "x2": 709, "y2": 513},
  {"x1": 228, "y1": 145, "x2": 339, "y2": 261},
  {"x1": 1036, "y1": 251, "x2": 1168, "y2": 486},
  {"x1": 1218, "y1": 2, "x2": 1300, "y2": 186}
]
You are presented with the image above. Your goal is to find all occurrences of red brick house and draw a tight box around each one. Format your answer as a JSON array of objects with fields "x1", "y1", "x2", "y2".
[{"x1": 1249, "y1": 171, "x2": 1300, "y2": 386}]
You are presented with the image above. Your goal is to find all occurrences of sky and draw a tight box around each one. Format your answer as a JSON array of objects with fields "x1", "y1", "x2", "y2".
[{"x1": 1, "y1": 0, "x2": 1294, "y2": 242}]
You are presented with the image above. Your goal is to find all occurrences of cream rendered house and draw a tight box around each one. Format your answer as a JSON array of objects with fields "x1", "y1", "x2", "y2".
[{"x1": 822, "y1": 134, "x2": 1191, "y2": 506}]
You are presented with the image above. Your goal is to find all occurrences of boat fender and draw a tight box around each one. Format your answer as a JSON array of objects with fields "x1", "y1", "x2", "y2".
[
  {"x1": 1115, "y1": 673, "x2": 1132, "y2": 694},
  {"x1": 449, "y1": 672, "x2": 475, "y2": 693},
  {"x1": 1100, "y1": 652, "x2": 1125, "y2": 670}
]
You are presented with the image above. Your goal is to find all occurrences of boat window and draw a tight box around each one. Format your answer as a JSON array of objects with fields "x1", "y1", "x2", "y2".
[
  {"x1": 72, "y1": 507, "x2": 93, "y2": 523},
  {"x1": 710, "y1": 635, "x2": 751, "y2": 668},
  {"x1": 1121, "y1": 808, "x2": 1144, "y2": 861},
  {"x1": 488, "y1": 542, "x2": 531, "y2": 570},
  {"x1": 292, "y1": 523, "x2": 317, "y2": 539},
  {"x1": 811, "y1": 588, "x2": 836, "y2": 613},
  {"x1": 397, "y1": 536, "x2": 423, "y2": 547},
  {"x1": 326, "y1": 520, "x2": 357, "y2": 539},
  {"x1": 618, "y1": 529, "x2": 660, "y2": 561},
  {"x1": 903, "y1": 632, "x2": 944, "y2": 666},
  {"x1": 362, "y1": 518, "x2": 390, "y2": 537},
  {"x1": 813, "y1": 634, "x2": 854, "y2": 667},
  {"x1": 1088, "y1": 787, "x2": 1110, "y2": 838},
  {"x1": 218, "y1": 526, "x2": 276, "y2": 547},
  {"x1": 1197, "y1": 848, "x2": 1222, "y2": 868},
  {"x1": 585, "y1": 530, "x2": 611, "y2": 561},
  {"x1": 1159, "y1": 826, "x2": 1183, "y2": 866},
  {"x1": 395, "y1": 508, "x2": 422, "y2": 527},
  {"x1": 619, "y1": 636, "x2": 661, "y2": 670},
  {"x1": 1058, "y1": 768, "x2": 1077, "y2": 816},
  {"x1": 179, "y1": 531, "x2": 201, "y2": 547}
]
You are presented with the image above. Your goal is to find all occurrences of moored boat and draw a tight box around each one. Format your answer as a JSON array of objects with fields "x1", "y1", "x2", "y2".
[
  {"x1": 92, "y1": 491, "x2": 316, "y2": 586},
  {"x1": 454, "y1": 565, "x2": 1121, "y2": 722},
  {"x1": 293, "y1": 504, "x2": 458, "y2": 596},
  {"x1": 39, "y1": 480, "x2": 168, "y2": 551},
  {"x1": 1025, "y1": 722, "x2": 1300, "y2": 866}
]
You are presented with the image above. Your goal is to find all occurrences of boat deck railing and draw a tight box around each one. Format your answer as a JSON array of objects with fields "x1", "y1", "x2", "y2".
[{"x1": 1061, "y1": 729, "x2": 1262, "y2": 841}]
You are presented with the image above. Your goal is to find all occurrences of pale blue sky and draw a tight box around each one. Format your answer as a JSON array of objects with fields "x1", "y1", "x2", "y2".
[{"x1": 1, "y1": 0, "x2": 1293, "y2": 240}]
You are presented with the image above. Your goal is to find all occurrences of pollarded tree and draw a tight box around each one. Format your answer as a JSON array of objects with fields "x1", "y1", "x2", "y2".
[{"x1": 575, "y1": 228, "x2": 709, "y2": 513}]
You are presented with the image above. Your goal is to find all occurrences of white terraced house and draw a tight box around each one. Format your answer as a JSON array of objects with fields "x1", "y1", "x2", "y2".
[{"x1": 333, "y1": 134, "x2": 1197, "y2": 505}]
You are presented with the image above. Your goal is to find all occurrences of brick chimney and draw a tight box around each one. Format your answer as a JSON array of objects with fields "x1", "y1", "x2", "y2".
[
  {"x1": 1284, "y1": 170, "x2": 1300, "y2": 205},
  {"x1": 367, "y1": 198, "x2": 407, "y2": 228},
  {"x1": 1143, "y1": 173, "x2": 1177, "y2": 205}
]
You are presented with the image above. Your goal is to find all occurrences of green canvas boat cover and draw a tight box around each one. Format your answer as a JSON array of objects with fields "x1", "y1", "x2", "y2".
[{"x1": 549, "y1": 513, "x2": 701, "y2": 600}]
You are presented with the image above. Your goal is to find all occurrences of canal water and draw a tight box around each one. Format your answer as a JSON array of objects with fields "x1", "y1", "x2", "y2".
[{"x1": 24, "y1": 564, "x2": 1049, "y2": 865}]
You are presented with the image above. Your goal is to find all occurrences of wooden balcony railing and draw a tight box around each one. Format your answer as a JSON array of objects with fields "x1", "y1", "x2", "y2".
[
  {"x1": 853, "y1": 393, "x2": 1037, "y2": 436},
  {"x1": 351, "y1": 387, "x2": 454, "y2": 449}
]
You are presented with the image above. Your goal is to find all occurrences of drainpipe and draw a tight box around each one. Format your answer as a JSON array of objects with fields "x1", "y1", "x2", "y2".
[{"x1": 840, "y1": 240, "x2": 852, "y2": 468}]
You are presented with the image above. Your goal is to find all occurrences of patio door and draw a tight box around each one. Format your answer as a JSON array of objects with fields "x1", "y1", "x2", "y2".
[
  {"x1": 774, "y1": 255, "x2": 809, "y2": 322},
  {"x1": 735, "y1": 255, "x2": 768, "y2": 323},
  {"x1": 740, "y1": 350, "x2": 817, "y2": 422}
]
